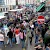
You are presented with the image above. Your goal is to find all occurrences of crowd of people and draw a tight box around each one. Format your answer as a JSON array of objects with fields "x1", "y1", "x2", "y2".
[{"x1": 0, "y1": 8, "x2": 50, "y2": 50}]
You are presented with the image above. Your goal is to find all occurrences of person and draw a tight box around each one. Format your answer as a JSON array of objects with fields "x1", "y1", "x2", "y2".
[
  {"x1": 29, "y1": 22, "x2": 34, "y2": 30},
  {"x1": 3, "y1": 24, "x2": 9, "y2": 37},
  {"x1": 34, "y1": 38, "x2": 45, "y2": 50},
  {"x1": 35, "y1": 27, "x2": 41, "y2": 43},
  {"x1": 29, "y1": 22, "x2": 34, "y2": 37},
  {"x1": 27, "y1": 27, "x2": 32, "y2": 45},
  {"x1": 41, "y1": 26, "x2": 45, "y2": 39},
  {"x1": 19, "y1": 30, "x2": 26, "y2": 50},
  {"x1": 0, "y1": 30, "x2": 4, "y2": 50},
  {"x1": 22, "y1": 21, "x2": 27, "y2": 27},
  {"x1": 7, "y1": 29, "x2": 13, "y2": 47},
  {"x1": 23, "y1": 28, "x2": 27, "y2": 34},
  {"x1": 14, "y1": 27, "x2": 20, "y2": 44},
  {"x1": 46, "y1": 43, "x2": 50, "y2": 50}
]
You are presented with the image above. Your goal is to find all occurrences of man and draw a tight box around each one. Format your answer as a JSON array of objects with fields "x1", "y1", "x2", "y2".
[
  {"x1": 34, "y1": 38, "x2": 45, "y2": 50},
  {"x1": 29, "y1": 22, "x2": 34, "y2": 37},
  {"x1": 7, "y1": 29, "x2": 13, "y2": 47},
  {"x1": 27, "y1": 27, "x2": 32, "y2": 45}
]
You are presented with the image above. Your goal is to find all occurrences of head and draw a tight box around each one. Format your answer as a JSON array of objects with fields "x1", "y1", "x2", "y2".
[
  {"x1": 48, "y1": 43, "x2": 50, "y2": 47},
  {"x1": 20, "y1": 30, "x2": 23, "y2": 33},
  {"x1": 38, "y1": 38, "x2": 43, "y2": 43},
  {"x1": 16, "y1": 27, "x2": 18, "y2": 29},
  {"x1": 23, "y1": 21, "x2": 26, "y2": 23}
]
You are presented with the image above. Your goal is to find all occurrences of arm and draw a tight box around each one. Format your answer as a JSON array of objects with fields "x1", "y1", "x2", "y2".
[{"x1": 42, "y1": 44, "x2": 45, "y2": 50}]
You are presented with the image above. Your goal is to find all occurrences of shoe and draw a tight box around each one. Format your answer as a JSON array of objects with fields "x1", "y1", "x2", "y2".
[
  {"x1": 5, "y1": 45, "x2": 6, "y2": 47},
  {"x1": 16, "y1": 43, "x2": 18, "y2": 44},
  {"x1": 22, "y1": 48, "x2": 25, "y2": 50}
]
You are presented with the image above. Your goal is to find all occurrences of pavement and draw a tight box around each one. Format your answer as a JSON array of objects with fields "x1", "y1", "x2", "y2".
[
  {"x1": 1, "y1": 38, "x2": 35, "y2": 50},
  {"x1": 1, "y1": 31, "x2": 35, "y2": 50},
  {"x1": 27, "y1": 37, "x2": 35, "y2": 50},
  {"x1": 4, "y1": 44, "x2": 22, "y2": 50},
  {"x1": 1, "y1": 7, "x2": 50, "y2": 50}
]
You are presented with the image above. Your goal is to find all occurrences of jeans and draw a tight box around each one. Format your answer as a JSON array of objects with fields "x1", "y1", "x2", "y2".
[
  {"x1": 21, "y1": 39, "x2": 25, "y2": 48},
  {"x1": 0, "y1": 41, "x2": 4, "y2": 50},
  {"x1": 9, "y1": 38, "x2": 12, "y2": 47},
  {"x1": 35, "y1": 34, "x2": 39, "y2": 43},
  {"x1": 29, "y1": 37, "x2": 32, "y2": 45}
]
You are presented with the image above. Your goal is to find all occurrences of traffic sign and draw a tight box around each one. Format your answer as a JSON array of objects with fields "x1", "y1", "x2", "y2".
[{"x1": 37, "y1": 16, "x2": 45, "y2": 24}]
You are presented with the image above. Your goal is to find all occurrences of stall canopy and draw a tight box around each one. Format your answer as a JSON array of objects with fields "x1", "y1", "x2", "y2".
[
  {"x1": 8, "y1": 9, "x2": 23, "y2": 12},
  {"x1": 0, "y1": 12, "x2": 6, "y2": 19}
]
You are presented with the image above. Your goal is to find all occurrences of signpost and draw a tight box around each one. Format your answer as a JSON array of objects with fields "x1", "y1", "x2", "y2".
[{"x1": 37, "y1": 16, "x2": 45, "y2": 24}]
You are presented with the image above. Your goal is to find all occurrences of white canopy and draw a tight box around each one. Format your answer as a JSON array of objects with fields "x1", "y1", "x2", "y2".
[
  {"x1": 8, "y1": 9, "x2": 17, "y2": 12},
  {"x1": 0, "y1": 12, "x2": 6, "y2": 19},
  {"x1": 0, "y1": 16, "x2": 6, "y2": 19},
  {"x1": 8, "y1": 9, "x2": 23, "y2": 12}
]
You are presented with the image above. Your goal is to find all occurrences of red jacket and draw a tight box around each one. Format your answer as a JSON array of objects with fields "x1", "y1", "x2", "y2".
[{"x1": 15, "y1": 29, "x2": 20, "y2": 35}]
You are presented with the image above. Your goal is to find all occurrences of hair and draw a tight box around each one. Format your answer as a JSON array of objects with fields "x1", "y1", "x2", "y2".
[
  {"x1": 16, "y1": 27, "x2": 18, "y2": 29},
  {"x1": 48, "y1": 43, "x2": 50, "y2": 47},
  {"x1": 38, "y1": 38, "x2": 43, "y2": 41},
  {"x1": 38, "y1": 28, "x2": 40, "y2": 32},
  {"x1": 20, "y1": 30, "x2": 23, "y2": 32}
]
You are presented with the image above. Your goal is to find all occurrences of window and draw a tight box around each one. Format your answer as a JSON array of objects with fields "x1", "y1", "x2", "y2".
[
  {"x1": 0, "y1": 8, "x2": 2, "y2": 12},
  {"x1": 0, "y1": 0, "x2": 2, "y2": 5}
]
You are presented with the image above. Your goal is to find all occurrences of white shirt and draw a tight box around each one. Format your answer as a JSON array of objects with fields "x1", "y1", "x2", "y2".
[
  {"x1": 30, "y1": 25, "x2": 34, "y2": 28},
  {"x1": 0, "y1": 34, "x2": 4, "y2": 41},
  {"x1": 22, "y1": 22, "x2": 27, "y2": 26}
]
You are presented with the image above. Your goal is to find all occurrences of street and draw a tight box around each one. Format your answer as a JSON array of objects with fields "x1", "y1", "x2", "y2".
[
  {"x1": 3, "y1": 35, "x2": 35, "y2": 50},
  {"x1": 0, "y1": 0, "x2": 50, "y2": 50},
  {"x1": 4, "y1": 44, "x2": 22, "y2": 50}
]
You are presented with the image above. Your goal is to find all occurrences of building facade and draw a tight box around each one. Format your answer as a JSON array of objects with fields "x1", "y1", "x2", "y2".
[
  {"x1": 0, "y1": 0, "x2": 16, "y2": 12},
  {"x1": 18, "y1": 0, "x2": 46, "y2": 5},
  {"x1": 46, "y1": 0, "x2": 50, "y2": 11},
  {"x1": 0, "y1": 0, "x2": 4, "y2": 5},
  {"x1": 18, "y1": 0, "x2": 34, "y2": 5}
]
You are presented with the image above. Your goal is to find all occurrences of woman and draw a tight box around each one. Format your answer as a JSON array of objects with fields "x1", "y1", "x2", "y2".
[
  {"x1": 19, "y1": 30, "x2": 26, "y2": 50},
  {"x1": 14, "y1": 27, "x2": 20, "y2": 44}
]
